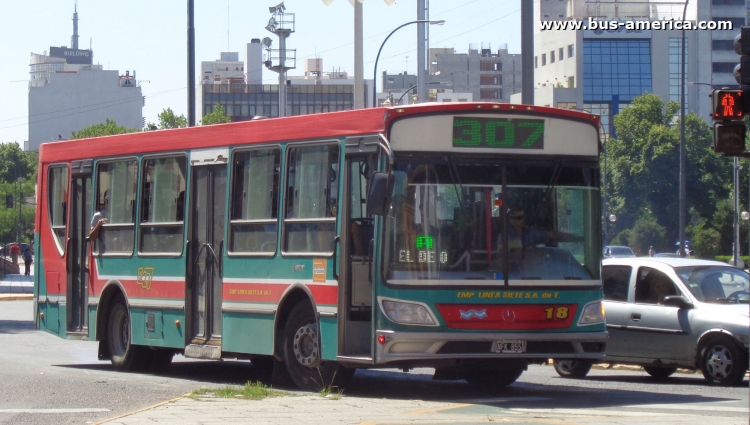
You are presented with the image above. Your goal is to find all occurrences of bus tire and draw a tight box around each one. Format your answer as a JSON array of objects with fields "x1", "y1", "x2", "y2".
[
  {"x1": 464, "y1": 362, "x2": 526, "y2": 388},
  {"x1": 107, "y1": 297, "x2": 148, "y2": 372},
  {"x1": 643, "y1": 366, "x2": 676, "y2": 379},
  {"x1": 552, "y1": 359, "x2": 592, "y2": 378},
  {"x1": 700, "y1": 335, "x2": 747, "y2": 386},
  {"x1": 282, "y1": 301, "x2": 352, "y2": 391}
]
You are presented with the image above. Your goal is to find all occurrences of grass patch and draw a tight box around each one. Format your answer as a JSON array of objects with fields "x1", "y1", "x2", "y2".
[
  {"x1": 319, "y1": 385, "x2": 344, "y2": 400},
  {"x1": 191, "y1": 381, "x2": 289, "y2": 400}
]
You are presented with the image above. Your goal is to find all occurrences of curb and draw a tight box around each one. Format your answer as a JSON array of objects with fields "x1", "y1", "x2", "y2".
[{"x1": 0, "y1": 294, "x2": 33, "y2": 301}]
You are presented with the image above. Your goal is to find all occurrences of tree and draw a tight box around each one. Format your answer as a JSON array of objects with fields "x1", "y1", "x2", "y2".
[
  {"x1": 0, "y1": 143, "x2": 37, "y2": 245},
  {"x1": 629, "y1": 215, "x2": 666, "y2": 255},
  {"x1": 605, "y1": 94, "x2": 732, "y2": 250},
  {"x1": 149, "y1": 108, "x2": 187, "y2": 129},
  {"x1": 70, "y1": 119, "x2": 140, "y2": 140},
  {"x1": 201, "y1": 104, "x2": 232, "y2": 125}
]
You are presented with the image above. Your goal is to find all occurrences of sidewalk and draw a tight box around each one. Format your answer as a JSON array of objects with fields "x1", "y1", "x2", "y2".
[{"x1": 0, "y1": 258, "x2": 34, "y2": 300}]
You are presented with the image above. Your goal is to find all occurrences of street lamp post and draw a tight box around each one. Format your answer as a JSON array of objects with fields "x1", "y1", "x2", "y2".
[
  {"x1": 678, "y1": 0, "x2": 689, "y2": 258},
  {"x1": 372, "y1": 19, "x2": 444, "y2": 108}
]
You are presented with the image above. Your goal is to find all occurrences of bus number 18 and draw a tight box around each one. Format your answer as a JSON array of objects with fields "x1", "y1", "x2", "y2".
[{"x1": 543, "y1": 306, "x2": 569, "y2": 320}]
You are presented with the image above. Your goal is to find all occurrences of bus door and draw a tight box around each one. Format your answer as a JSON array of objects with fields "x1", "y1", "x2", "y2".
[
  {"x1": 67, "y1": 159, "x2": 92, "y2": 334},
  {"x1": 187, "y1": 158, "x2": 227, "y2": 350},
  {"x1": 340, "y1": 146, "x2": 377, "y2": 358}
]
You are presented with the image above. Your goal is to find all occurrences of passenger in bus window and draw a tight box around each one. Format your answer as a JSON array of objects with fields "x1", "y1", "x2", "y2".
[{"x1": 89, "y1": 190, "x2": 109, "y2": 240}]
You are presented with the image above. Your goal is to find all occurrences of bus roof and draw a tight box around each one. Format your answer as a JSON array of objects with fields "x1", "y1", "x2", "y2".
[{"x1": 38, "y1": 103, "x2": 600, "y2": 163}]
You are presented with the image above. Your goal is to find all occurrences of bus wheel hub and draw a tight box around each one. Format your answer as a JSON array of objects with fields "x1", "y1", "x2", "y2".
[{"x1": 292, "y1": 323, "x2": 320, "y2": 367}]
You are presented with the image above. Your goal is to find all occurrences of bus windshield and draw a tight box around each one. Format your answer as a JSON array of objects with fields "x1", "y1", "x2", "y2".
[{"x1": 383, "y1": 159, "x2": 601, "y2": 285}]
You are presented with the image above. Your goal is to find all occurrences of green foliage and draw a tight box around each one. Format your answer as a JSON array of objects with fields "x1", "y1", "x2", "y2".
[
  {"x1": 151, "y1": 108, "x2": 187, "y2": 129},
  {"x1": 70, "y1": 119, "x2": 140, "y2": 140},
  {"x1": 605, "y1": 93, "x2": 733, "y2": 255},
  {"x1": 612, "y1": 228, "x2": 631, "y2": 247},
  {"x1": 190, "y1": 381, "x2": 288, "y2": 400},
  {"x1": 201, "y1": 104, "x2": 232, "y2": 126},
  {"x1": 0, "y1": 143, "x2": 36, "y2": 245},
  {"x1": 628, "y1": 215, "x2": 666, "y2": 255},
  {"x1": 690, "y1": 224, "x2": 721, "y2": 259}
]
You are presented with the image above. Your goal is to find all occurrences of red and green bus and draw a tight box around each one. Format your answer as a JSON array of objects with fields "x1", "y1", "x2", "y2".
[{"x1": 34, "y1": 102, "x2": 606, "y2": 390}]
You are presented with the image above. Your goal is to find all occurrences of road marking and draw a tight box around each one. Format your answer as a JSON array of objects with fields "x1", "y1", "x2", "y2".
[
  {"x1": 620, "y1": 403, "x2": 749, "y2": 413},
  {"x1": 0, "y1": 408, "x2": 109, "y2": 413},
  {"x1": 405, "y1": 403, "x2": 475, "y2": 415}
]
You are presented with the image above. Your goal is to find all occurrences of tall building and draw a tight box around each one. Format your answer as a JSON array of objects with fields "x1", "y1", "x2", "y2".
[
  {"x1": 377, "y1": 45, "x2": 521, "y2": 106},
  {"x1": 28, "y1": 6, "x2": 143, "y2": 151},
  {"x1": 513, "y1": 0, "x2": 747, "y2": 138}
]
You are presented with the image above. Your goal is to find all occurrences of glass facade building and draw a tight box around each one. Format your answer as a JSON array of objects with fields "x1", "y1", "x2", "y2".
[
  {"x1": 202, "y1": 83, "x2": 355, "y2": 120},
  {"x1": 582, "y1": 39, "x2": 652, "y2": 139}
]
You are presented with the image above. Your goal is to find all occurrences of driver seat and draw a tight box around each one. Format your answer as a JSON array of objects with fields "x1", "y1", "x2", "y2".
[{"x1": 700, "y1": 273, "x2": 724, "y2": 300}]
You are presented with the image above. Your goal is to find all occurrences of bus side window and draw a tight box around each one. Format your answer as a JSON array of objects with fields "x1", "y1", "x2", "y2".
[
  {"x1": 229, "y1": 148, "x2": 280, "y2": 254},
  {"x1": 138, "y1": 156, "x2": 186, "y2": 254},
  {"x1": 284, "y1": 144, "x2": 339, "y2": 253},
  {"x1": 93, "y1": 159, "x2": 138, "y2": 255},
  {"x1": 48, "y1": 166, "x2": 70, "y2": 254}
]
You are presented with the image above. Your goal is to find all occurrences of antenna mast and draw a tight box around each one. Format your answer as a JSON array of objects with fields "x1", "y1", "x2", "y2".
[{"x1": 71, "y1": 1, "x2": 79, "y2": 50}]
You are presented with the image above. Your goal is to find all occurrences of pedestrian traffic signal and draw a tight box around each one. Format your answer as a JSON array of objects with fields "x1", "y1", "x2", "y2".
[
  {"x1": 712, "y1": 89, "x2": 745, "y2": 120},
  {"x1": 734, "y1": 25, "x2": 750, "y2": 85},
  {"x1": 713, "y1": 121, "x2": 746, "y2": 154},
  {"x1": 5, "y1": 195, "x2": 12, "y2": 209}
]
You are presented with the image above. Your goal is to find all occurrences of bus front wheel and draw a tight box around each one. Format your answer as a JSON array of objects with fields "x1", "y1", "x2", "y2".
[
  {"x1": 282, "y1": 301, "x2": 353, "y2": 391},
  {"x1": 464, "y1": 362, "x2": 526, "y2": 388},
  {"x1": 552, "y1": 359, "x2": 592, "y2": 378},
  {"x1": 107, "y1": 296, "x2": 148, "y2": 371}
]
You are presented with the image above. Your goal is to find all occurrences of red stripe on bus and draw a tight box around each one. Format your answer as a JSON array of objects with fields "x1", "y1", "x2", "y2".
[
  {"x1": 435, "y1": 304, "x2": 578, "y2": 330},
  {"x1": 223, "y1": 282, "x2": 337, "y2": 305}
]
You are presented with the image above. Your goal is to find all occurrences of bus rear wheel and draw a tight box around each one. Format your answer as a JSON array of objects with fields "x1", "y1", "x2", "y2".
[
  {"x1": 282, "y1": 301, "x2": 352, "y2": 391},
  {"x1": 107, "y1": 297, "x2": 148, "y2": 372}
]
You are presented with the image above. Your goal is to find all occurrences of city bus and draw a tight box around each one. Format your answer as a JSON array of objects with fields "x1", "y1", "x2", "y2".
[{"x1": 34, "y1": 102, "x2": 606, "y2": 390}]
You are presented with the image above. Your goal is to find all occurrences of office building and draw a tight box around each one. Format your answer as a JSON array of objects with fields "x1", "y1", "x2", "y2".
[{"x1": 28, "y1": 6, "x2": 143, "y2": 150}]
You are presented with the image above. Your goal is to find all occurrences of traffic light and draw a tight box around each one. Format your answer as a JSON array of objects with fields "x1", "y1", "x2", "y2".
[
  {"x1": 713, "y1": 121, "x2": 746, "y2": 154},
  {"x1": 712, "y1": 89, "x2": 744, "y2": 120},
  {"x1": 735, "y1": 26, "x2": 750, "y2": 85},
  {"x1": 712, "y1": 88, "x2": 747, "y2": 154},
  {"x1": 5, "y1": 195, "x2": 12, "y2": 209}
]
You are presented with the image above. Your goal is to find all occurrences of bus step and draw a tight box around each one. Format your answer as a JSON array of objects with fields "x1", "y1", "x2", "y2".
[{"x1": 185, "y1": 344, "x2": 221, "y2": 360}]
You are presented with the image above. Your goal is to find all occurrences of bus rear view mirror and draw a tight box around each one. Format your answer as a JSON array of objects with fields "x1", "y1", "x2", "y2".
[{"x1": 366, "y1": 172, "x2": 393, "y2": 216}]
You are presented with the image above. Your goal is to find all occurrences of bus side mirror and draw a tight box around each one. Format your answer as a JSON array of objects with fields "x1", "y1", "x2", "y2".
[{"x1": 366, "y1": 172, "x2": 393, "y2": 216}]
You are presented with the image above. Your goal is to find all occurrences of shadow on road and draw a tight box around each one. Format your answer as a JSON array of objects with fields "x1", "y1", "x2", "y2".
[
  {"x1": 55, "y1": 359, "x2": 745, "y2": 412},
  {"x1": 0, "y1": 319, "x2": 37, "y2": 334}
]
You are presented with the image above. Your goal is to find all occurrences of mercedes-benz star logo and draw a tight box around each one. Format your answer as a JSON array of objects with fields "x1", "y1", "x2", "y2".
[{"x1": 502, "y1": 308, "x2": 516, "y2": 322}]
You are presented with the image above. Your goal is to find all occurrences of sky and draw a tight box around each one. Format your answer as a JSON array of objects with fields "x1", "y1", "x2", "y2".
[{"x1": 0, "y1": 0, "x2": 522, "y2": 146}]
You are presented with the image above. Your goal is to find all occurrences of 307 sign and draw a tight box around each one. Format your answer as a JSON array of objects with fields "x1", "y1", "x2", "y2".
[{"x1": 453, "y1": 117, "x2": 545, "y2": 149}]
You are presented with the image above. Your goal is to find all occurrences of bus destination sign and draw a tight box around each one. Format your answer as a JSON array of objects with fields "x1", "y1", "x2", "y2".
[{"x1": 453, "y1": 117, "x2": 545, "y2": 149}]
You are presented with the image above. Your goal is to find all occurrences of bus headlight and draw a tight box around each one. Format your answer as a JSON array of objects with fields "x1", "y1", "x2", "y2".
[
  {"x1": 578, "y1": 301, "x2": 605, "y2": 325},
  {"x1": 379, "y1": 298, "x2": 437, "y2": 326}
]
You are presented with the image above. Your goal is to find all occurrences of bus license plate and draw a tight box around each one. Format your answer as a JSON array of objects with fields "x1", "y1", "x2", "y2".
[{"x1": 493, "y1": 340, "x2": 526, "y2": 353}]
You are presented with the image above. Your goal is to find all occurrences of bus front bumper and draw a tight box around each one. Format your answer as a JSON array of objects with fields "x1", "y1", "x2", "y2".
[{"x1": 374, "y1": 330, "x2": 607, "y2": 364}]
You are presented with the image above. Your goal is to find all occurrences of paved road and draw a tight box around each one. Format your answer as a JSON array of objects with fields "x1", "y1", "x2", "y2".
[{"x1": 1, "y1": 300, "x2": 747, "y2": 425}]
